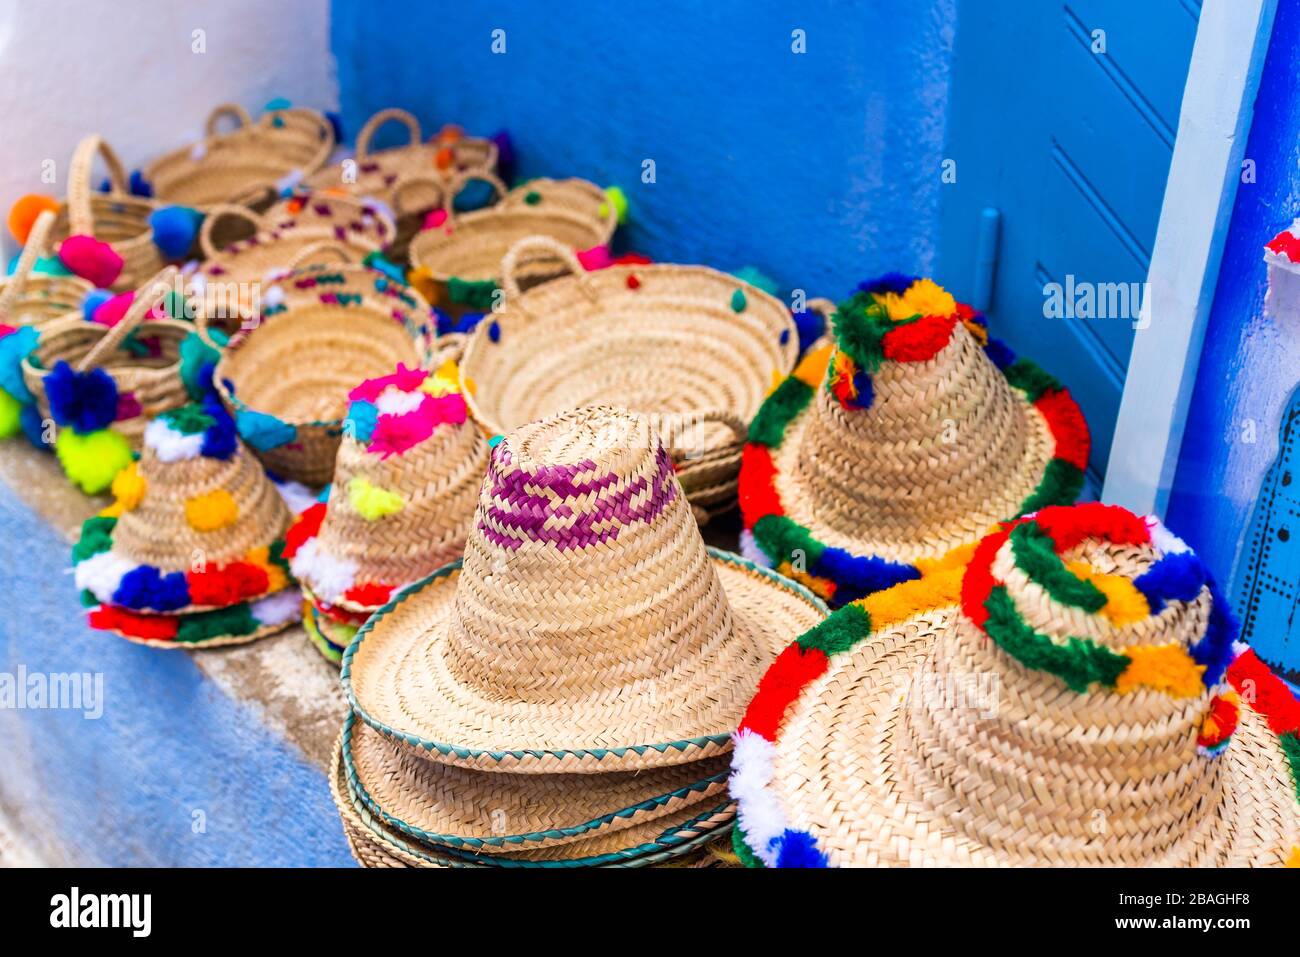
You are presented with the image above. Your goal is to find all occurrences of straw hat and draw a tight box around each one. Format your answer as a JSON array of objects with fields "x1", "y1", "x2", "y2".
[
  {"x1": 84, "y1": 589, "x2": 302, "y2": 649},
  {"x1": 71, "y1": 397, "x2": 294, "y2": 616},
  {"x1": 739, "y1": 274, "x2": 1090, "y2": 607},
  {"x1": 285, "y1": 360, "x2": 487, "y2": 617},
  {"x1": 731, "y1": 503, "x2": 1300, "y2": 867},
  {"x1": 343, "y1": 404, "x2": 827, "y2": 773}
]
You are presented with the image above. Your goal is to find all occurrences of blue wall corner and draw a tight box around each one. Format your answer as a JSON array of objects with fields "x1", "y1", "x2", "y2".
[
  {"x1": 329, "y1": 0, "x2": 956, "y2": 300},
  {"x1": 0, "y1": 491, "x2": 354, "y2": 867},
  {"x1": 1166, "y1": 0, "x2": 1300, "y2": 601}
]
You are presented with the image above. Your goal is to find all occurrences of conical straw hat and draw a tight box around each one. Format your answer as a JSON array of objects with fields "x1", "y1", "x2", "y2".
[
  {"x1": 72, "y1": 398, "x2": 294, "y2": 615},
  {"x1": 731, "y1": 503, "x2": 1300, "y2": 867},
  {"x1": 344, "y1": 405, "x2": 827, "y2": 773},
  {"x1": 739, "y1": 275, "x2": 1089, "y2": 608},
  {"x1": 329, "y1": 729, "x2": 735, "y2": 868},
  {"x1": 285, "y1": 361, "x2": 487, "y2": 615},
  {"x1": 84, "y1": 589, "x2": 302, "y2": 650},
  {"x1": 342, "y1": 712, "x2": 732, "y2": 855}
]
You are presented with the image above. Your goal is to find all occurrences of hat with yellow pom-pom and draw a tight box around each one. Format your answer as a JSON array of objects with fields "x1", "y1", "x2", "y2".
[
  {"x1": 71, "y1": 397, "x2": 311, "y2": 645},
  {"x1": 284, "y1": 360, "x2": 489, "y2": 661},
  {"x1": 732, "y1": 502, "x2": 1300, "y2": 867},
  {"x1": 738, "y1": 274, "x2": 1090, "y2": 608}
]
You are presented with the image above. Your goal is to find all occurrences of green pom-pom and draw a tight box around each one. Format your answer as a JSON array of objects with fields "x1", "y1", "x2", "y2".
[
  {"x1": 1018, "y1": 459, "x2": 1085, "y2": 515},
  {"x1": 747, "y1": 377, "x2": 813, "y2": 447},
  {"x1": 55, "y1": 428, "x2": 133, "y2": 495},
  {"x1": 797, "y1": 603, "x2": 871, "y2": 655},
  {"x1": 831, "y1": 292, "x2": 896, "y2": 374},
  {"x1": 730, "y1": 288, "x2": 748, "y2": 313},
  {"x1": 179, "y1": 330, "x2": 226, "y2": 399},
  {"x1": 176, "y1": 604, "x2": 259, "y2": 644},
  {"x1": 523, "y1": 191, "x2": 542, "y2": 205},
  {"x1": 162, "y1": 402, "x2": 216, "y2": 436},
  {"x1": 72, "y1": 515, "x2": 117, "y2": 563},
  {"x1": 600, "y1": 186, "x2": 629, "y2": 225},
  {"x1": 0, "y1": 388, "x2": 21, "y2": 439},
  {"x1": 447, "y1": 277, "x2": 498, "y2": 310},
  {"x1": 1003, "y1": 358, "x2": 1062, "y2": 404},
  {"x1": 753, "y1": 514, "x2": 826, "y2": 570}
]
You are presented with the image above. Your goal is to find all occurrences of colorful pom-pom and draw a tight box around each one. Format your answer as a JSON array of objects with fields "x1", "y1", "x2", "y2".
[
  {"x1": 58, "y1": 234, "x2": 124, "y2": 288},
  {"x1": 110, "y1": 461, "x2": 146, "y2": 512},
  {"x1": 81, "y1": 288, "x2": 113, "y2": 323},
  {"x1": 235, "y1": 408, "x2": 296, "y2": 451},
  {"x1": 0, "y1": 388, "x2": 20, "y2": 439},
  {"x1": 185, "y1": 488, "x2": 239, "y2": 531},
  {"x1": 0, "y1": 325, "x2": 39, "y2": 404},
  {"x1": 91, "y1": 291, "x2": 134, "y2": 327},
  {"x1": 8, "y1": 194, "x2": 60, "y2": 244},
  {"x1": 347, "y1": 477, "x2": 405, "y2": 520},
  {"x1": 731, "y1": 288, "x2": 748, "y2": 312},
  {"x1": 54, "y1": 427, "x2": 133, "y2": 494},
  {"x1": 149, "y1": 206, "x2": 203, "y2": 260},
  {"x1": 45, "y1": 361, "x2": 119, "y2": 433},
  {"x1": 601, "y1": 186, "x2": 628, "y2": 225}
]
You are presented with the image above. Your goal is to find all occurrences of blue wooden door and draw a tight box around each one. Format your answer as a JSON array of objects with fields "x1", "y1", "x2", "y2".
[{"x1": 938, "y1": 0, "x2": 1200, "y2": 483}]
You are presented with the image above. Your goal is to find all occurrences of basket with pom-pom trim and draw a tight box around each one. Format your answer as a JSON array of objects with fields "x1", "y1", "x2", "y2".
[
  {"x1": 205, "y1": 251, "x2": 438, "y2": 486},
  {"x1": 142, "y1": 102, "x2": 336, "y2": 210},
  {"x1": 0, "y1": 210, "x2": 93, "y2": 328},
  {"x1": 20, "y1": 267, "x2": 200, "y2": 492},
  {"x1": 455, "y1": 236, "x2": 799, "y2": 522},
  {"x1": 45, "y1": 136, "x2": 164, "y2": 292}
]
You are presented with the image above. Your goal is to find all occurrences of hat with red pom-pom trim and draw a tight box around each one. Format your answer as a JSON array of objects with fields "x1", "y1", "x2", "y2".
[
  {"x1": 71, "y1": 398, "x2": 306, "y2": 625},
  {"x1": 738, "y1": 275, "x2": 1090, "y2": 609},
  {"x1": 731, "y1": 503, "x2": 1300, "y2": 868}
]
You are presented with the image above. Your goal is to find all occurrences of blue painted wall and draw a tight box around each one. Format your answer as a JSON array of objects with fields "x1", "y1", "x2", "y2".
[
  {"x1": 0, "y1": 491, "x2": 354, "y2": 866},
  {"x1": 330, "y1": 0, "x2": 957, "y2": 297},
  {"x1": 1167, "y1": 0, "x2": 1300, "y2": 671}
]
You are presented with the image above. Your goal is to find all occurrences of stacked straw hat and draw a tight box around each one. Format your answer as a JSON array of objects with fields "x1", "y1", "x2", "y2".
[
  {"x1": 287, "y1": 360, "x2": 489, "y2": 663},
  {"x1": 332, "y1": 405, "x2": 828, "y2": 866},
  {"x1": 70, "y1": 396, "x2": 305, "y2": 648},
  {"x1": 731, "y1": 502, "x2": 1300, "y2": 867},
  {"x1": 739, "y1": 274, "x2": 1090, "y2": 607}
]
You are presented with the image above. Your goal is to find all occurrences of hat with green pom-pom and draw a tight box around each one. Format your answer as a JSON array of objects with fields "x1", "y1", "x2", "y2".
[{"x1": 738, "y1": 275, "x2": 1090, "y2": 609}]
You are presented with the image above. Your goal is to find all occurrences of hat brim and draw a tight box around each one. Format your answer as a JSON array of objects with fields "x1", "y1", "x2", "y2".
[
  {"x1": 330, "y1": 731, "x2": 735, "y2": 868},
  {"x1": 85, "y1": 590, "x2": 301, "y2": 649},
  {"x1": 741, "y1": 338, "x2": 1089, "y2": 605},
  {"x1": 735, "y1": 606, "x2": 1300, "y2": 867},
  {"x1": 303, "y1": 601, "x2": 350, "y2": 663},
  {"x1": 343, "y1": 548, "x2": 827, "y2": 773}
]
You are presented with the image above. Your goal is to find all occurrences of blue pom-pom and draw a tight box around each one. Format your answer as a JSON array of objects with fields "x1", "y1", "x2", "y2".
[
  {"x1": 791, "y1": 308, "x2": 826, "y2": 354},
  {"x1": 0, "y1": 325, "x2": 40, "y2": 403},
  {"x1": 490, "y1": 130, "x2": 516, "y2": 184},
  {"x1": 264, "y1": 97, "x2": 292, "y2": 111},
  {"x1": 199, "y1": 396, "x2": 238, "y2": 459},
  {"x1": 456, "y1": 311, "x2": 487, "y2": 335},
  {"x1": 432, "y1": 307, "x2": 455, "y2": 337},
  {"x1": 1194, "y1": 581, "x2": 1239, "y2": 687},
  {"x1": 488, "y1": 320, "x2": 501, "y2": 343},
  {"x1": 128, "y1": 169, "x2": 154, "y2": 198},
  {"x1": 1132, "y1": 552, "x2": 1206, "y2": 614},
  {"x1": 81, "y1": 288, "x2": 113, "y2": 323},
  {"x1": 113, "y1": 566, "x2": 190, "y2": 611},
  {"x1": 317, "y1": 483, "x2": 332, "y2": 503},
  {"x1": 775, "y1": 830, "x2": 828, "y2": 868},
  {"x1": 45, "y1": 360, "x2": 119, "y2": 433},
  {"x1": 235, "y1": 408, "x2": 296, "y2": 451},
  {"x1": 362, "y1": 250, "x2": 405, "y2": 284},
  {"x1": 19, "y1": 402, "x2": 48, "y2": 449},
  {"x1": 149, "y1": 206, "x2": 203, "y2": 260},
  {"x1": 850, "y1": 369, "x2": 874, "y2": 410},
  {"x1": 812, "y1": 547, "x2": 920, "y2": 606},
  {"x1": 454, "y1": 179, "x2": 497, "y2": 213},
  {"x1": 983, "y1": 337, "x2": 1017, "y2": 370},
  {"x1": 856, "y1": 272, "x2": 917, "y2": 296},
  {"x1": 345, "y1": 400, "x2": 378, "y2": 443}
]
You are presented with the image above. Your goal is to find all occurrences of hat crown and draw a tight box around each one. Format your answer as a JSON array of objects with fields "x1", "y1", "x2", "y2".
[
  {"x1": 114, "y1": 401, "x2": 289, "y2": 569},
  {"x1": 905, "y1": 505, "x2": 1235, "y2": 863},
  {"x1": 794, "y1": 280, "x2": 1051, "y2": 552},
  {"x1": 444, "y1": 406, "x2": 735, "y2": 703}
]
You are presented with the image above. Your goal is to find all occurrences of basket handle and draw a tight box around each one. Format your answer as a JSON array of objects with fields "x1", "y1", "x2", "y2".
[
  {"x1": 286, "y1": 240, "x2": 358, "y2": 270},
  {"x1": 658, "y1": 408, "x2": 749, "y2": 456},
  {"x1": 0, "y1": 210, "x2": 58, "y2": 317},
  {"x1": 391, "y1": 175, "x2": 447, "y2": 218},
  {"x1": 429, "y1": 331, "x2": 467, "y2": 367},
  {"x1": 498, "y1": 235, "x2": 595, "y2": 304},
  {"x1": 68, "y1": 135, "x2": 129, "y2": 235},
  {"x1": 356, "y1": 108, "x2": 421, "y2": 160},
  {"x1": 205, "y1": 103, "x2": 253, "y2": 137},
  {"x1": 75, "y1": 266, "x2": 180, "y2": 372},
  {"x1": 440, "y1": 170, "x2": 508, "y2": 224},
  {"x1": 198, "y1": 203, "x2": 263, "y2": 260}
]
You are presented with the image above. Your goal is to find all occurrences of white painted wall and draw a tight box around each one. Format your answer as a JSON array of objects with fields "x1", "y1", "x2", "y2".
[{"x1": 0, "y1": 0, "x2": 337, "y2": 254}]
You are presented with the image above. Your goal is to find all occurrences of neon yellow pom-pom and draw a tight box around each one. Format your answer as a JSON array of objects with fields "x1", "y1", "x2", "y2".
[
  {"x1": 420, "y1": 359, "x2": 461, "y2": 397},
  {"x1": 55, "y1": 428, "x2": 133, "y2": 496},
  {"x1": 348, "y1": 477, "x2": 405, "y2": 521},
  {"x1": 185, "y1": 488, "x2": 239, "y2": 531},
  {"x1": 0, "y1": 389, "x2": 20, "y2": 439},
  {"x1": 601, "y1": 186, "x2": 628, "y2": 226}
]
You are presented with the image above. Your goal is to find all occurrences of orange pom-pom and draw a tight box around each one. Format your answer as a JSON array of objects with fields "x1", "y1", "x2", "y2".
[
  {"x1": 434, "y1": 147, "x2": 455, "y2": 170},
  {"x1": 8, "y1": 194, "x2": 61, "y2": 244},
  {"x1": 434, "y1": 124, "x2": 463, "y2": 144}
]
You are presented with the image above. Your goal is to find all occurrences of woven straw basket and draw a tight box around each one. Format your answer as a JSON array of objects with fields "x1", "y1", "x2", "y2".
[
  {"x1": 48, "y1": 136, "x2": 163, "y2": 292},
  {"x1": 143, "y1": 103, "x2": 336, "y2": 209},
  {"x1": 210, "y1": 256, "x2": 437, "y2": 486},
  {"x1": 0, "y1": 211, "x2": 91, "y2": 327},
  {"x1": 407, "y1": 173, "x2": 617, "y2": 312},
  {"x1": 21, "y1": 268, "x2": 190, "y2": 448},
  {"x1": 501, "y1": 177, "x2": 614, "y2": 225},
  {"x1": 458, "y1": 238, "x2": 799, "y2": 520}
]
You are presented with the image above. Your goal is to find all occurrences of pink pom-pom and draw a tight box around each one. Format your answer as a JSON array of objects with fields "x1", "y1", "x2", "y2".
[
  {"x1": 576, "y1": 245, "x2": 612, "y2": 271},
  {"x1": 59, "y1": 234, "x2": 124, "y2": 288},
  {"x1": 92, "y1": 291, "x2": 134, "y2": 327},
  {"x1": 422, "y1": 208, "x2": 448, "y2": 231}
]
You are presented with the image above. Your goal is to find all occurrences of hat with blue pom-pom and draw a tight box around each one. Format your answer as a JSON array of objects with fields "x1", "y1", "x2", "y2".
[
  {"x1": 738, "y1": 275, "x2": 1090, "y2": 609},
  {"x1": 71, "y1": 397, "x2": 307, "y2": 638},
  {"x1": 731, "y1": 502, "x2": 1300, "y2": 867}
]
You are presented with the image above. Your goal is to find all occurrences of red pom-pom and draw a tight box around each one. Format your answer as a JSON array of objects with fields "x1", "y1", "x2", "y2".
[
  {"x1": 961, "y1": 524, "x2": 1014, "y2": 628},
  {"x1": 186, "y1": 561, "x2": 270, "y2": 608},
  {"x1": 1228, "y1": 648, "x2": 1300, "y2": 736},
  {"x1": 626, "y1": 274, "x2": 641, "y2": 290},
  {"x1": 1035, "y1": 389, "x2": 1090, "y2": 470},
  {"x1": 738, "y1": 443, "x2": 782, "y2": 527},
  {"x1": 881, "y1": 314, "x2": 958, "y2": 363},
  {"x1": 89, "y1": 606, "x2": 179, "y2": 640},
  {"x1": 283, "y1": 502, "x2": 327, "y2": 559},
  {"x1": 343, "y1": 581, "x2": 393, "y2": 608},
  {"x1": 739, "y1": 642, "x2": 829, "y2": 740},
  {"x1": 1033, "y1": 503, "x2": 1149, "y2": 553}
]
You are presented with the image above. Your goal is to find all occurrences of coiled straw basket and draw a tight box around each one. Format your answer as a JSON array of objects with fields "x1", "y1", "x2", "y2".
[
  {"x1": 209, "y1": 248, "x2": 437, "y2": 486},
  {"x1": 21, "y1": 267, "x2": 192, "y2": 449},
  {"x1": 408, "y1": 172, "x2": 616, "y2": 313},
  {"x1": 48, "y1": 136, "x2": 164, "y2": 292},
  {"x1": 457, "y1": 237, "x2": 799, "y2": 521},
  {"x1": 0, "y1": 211, "x2": 92, "y2": 327},
  {"x1": 143, "y1": 103, "x2": 336, "y2": 209}
]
